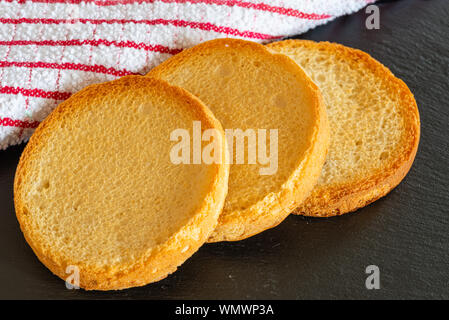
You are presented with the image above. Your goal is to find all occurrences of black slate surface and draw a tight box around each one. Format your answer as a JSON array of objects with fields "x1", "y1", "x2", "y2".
[{"x1": 0, "y1": 0, "x2": 448, "y2": 299}]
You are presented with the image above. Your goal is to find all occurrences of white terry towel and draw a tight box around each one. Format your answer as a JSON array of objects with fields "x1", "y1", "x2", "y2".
[{"x1": 0, "y1": 0, "x2": 376, "y2": 149}]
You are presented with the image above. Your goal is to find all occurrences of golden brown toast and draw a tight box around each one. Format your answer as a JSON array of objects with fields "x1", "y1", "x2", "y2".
[
  {"x1": 148, "y1": 39, "x2": 329, "y2": 241},
  {"x1": 267, "y1": 40, "x2": 420, "y2": 217},
  {"x1": 14, "y1": 76, "x2": 229, "y2": 290}
]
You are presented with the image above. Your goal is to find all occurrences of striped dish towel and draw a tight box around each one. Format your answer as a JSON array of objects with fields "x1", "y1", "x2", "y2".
[{"x1": 0, "y1": 0, "x2": 376, "y2": 150}]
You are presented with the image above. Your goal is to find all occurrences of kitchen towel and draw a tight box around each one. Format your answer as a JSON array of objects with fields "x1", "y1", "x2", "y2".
[{"x1": 0, "y1": 0, "x2": 376, "y2": 149}]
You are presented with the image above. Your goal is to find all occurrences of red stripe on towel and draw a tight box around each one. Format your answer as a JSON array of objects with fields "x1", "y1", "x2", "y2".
[
  {"x1": 0, "y1": 18, "x2": 281, "y2": 40},
  {"x1": 0, "y1": 85, "x2": 72, "y2": 100},
  {"x1": 0, "y1": 39, "x2": 183, "y2": 54},
  {"x1": 0, "y1": 60, "x2": 136, "y2": 77},
  {"x1": 4, "y1": 0, "x2": 332, "y2": 20},
  {"x1": 0, "y1": 116, "x2": 40, "y2": 128}
]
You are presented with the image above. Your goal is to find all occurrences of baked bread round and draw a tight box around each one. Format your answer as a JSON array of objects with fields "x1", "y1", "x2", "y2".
[
  {"x1": 267, "y1": 40, "x2": 420, "y2": 217},
  {"x1": 148, "y1": 39, "x2": 329, "y2": 242},
  {"x1": 14, "y1": 76, "x2": 229, "y2": 290}
]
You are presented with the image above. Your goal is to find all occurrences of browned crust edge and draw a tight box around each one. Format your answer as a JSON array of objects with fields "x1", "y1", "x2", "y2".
[
  {"x1": 14, "y1": 76, "x2": 230, "y2": 290},
  {"x1": 267, "y1": 40, "x2": 421, "y2": 217}
]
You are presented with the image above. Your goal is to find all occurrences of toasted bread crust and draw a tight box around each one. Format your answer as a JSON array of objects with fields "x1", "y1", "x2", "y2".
[
  {"x1": 149, "y1": 39, "x2": 329, "y2": 241},
  {"x1": 14, "y1": 76, "x2": 229, "y2": 290},
  {"x1": 267, "y1": 40, "x2": 420, "y2": 217}
]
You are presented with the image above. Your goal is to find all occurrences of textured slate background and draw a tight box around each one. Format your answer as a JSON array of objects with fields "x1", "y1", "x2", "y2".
[{"x1": 0, "y1": 0, "x2": 448, "y2": 299}]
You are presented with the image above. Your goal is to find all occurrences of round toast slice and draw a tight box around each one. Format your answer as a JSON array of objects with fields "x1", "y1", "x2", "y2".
[
  {"x1": 267, "y1": 40, "x2": 420, "y2": 217},
  {"x1": 148, "y1": 39, "x2": 329, "y2": 242},
  {"x1": 14, "y1": 76, "x2": 229, "y2": 290}
]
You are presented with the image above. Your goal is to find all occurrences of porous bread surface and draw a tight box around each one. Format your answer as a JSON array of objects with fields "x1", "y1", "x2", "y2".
[
  {"x1": 267, "y1": 40, "x2": 420, "y2": 217},
  {"x1": 14, "y1": 76, "x2": 229, "y2": 290},
  {"x1": 148, "y1": 39, "x2": 329, "y2": 242}
]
